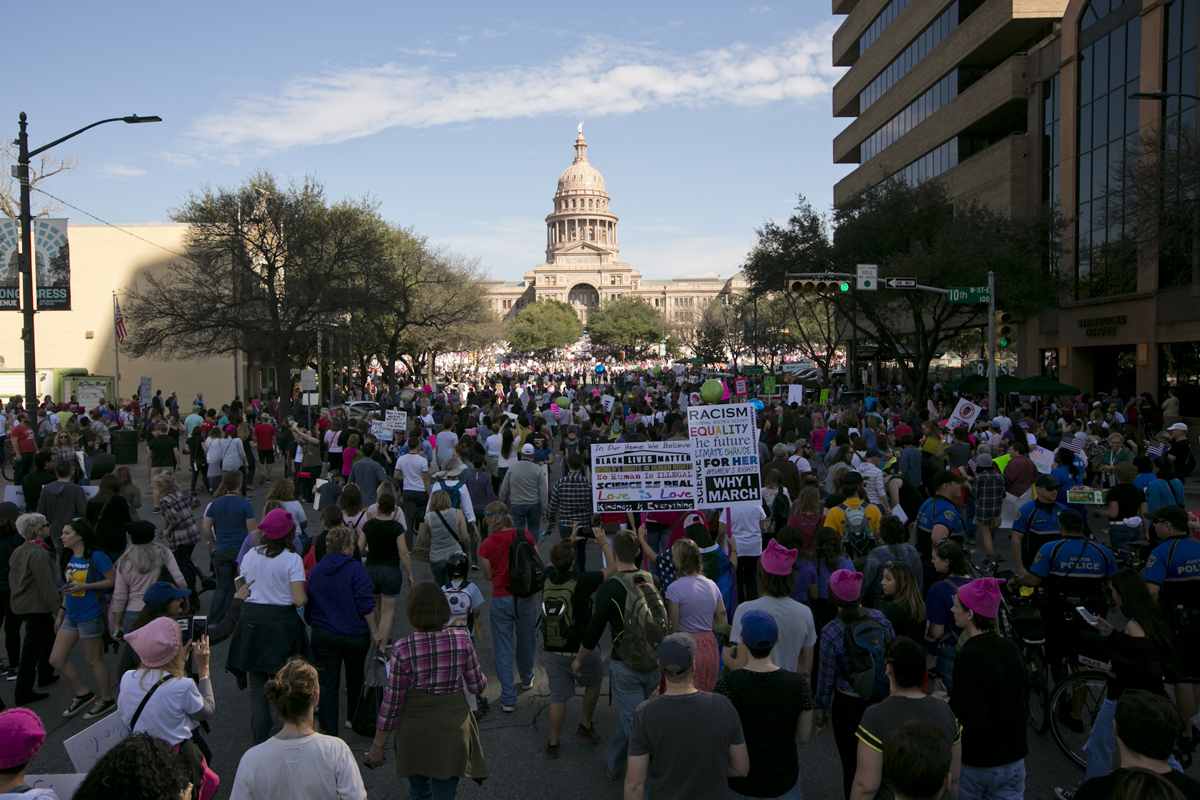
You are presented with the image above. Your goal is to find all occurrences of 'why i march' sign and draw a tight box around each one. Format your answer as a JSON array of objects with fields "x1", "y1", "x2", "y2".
[{"x1": 687, "y1": 404, "x2": 761, "y2": 507}]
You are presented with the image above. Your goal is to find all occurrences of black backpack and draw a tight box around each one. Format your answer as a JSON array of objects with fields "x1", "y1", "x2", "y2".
[
  {"x1": 505, "y1": 529, "x2": 544, "y2": 598},
  {"x1": 844, "y1": 609, "x2": 889, "y2": 702},
  {"x1": 540, "y1": 575, "x2": 579, "y2": 650}
]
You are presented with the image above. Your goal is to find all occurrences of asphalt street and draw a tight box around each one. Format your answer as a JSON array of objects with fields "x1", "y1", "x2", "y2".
[{"x1": 8, "y1": 444, "x2": 1200, "y2": 799}]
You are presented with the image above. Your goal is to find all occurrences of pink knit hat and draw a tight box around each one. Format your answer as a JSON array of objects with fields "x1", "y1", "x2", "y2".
[
  {"x1": 258, "y1": 508, "x2": 295, "y2": 540},
  {"x1": 0, "y1": 709, "x2": 44, "y2": 769},
  {"x1": 760, "y1": 539, "x2": 798, "y2": 576},
  {"x1": 829, "y1": 569, "x2": 863, "y2": 603},
  {"x1": 957, "y1": 577, "x2": 1006, "y2": 619},
  {"x1": 124, "y1": 617, "x2": 182, "y2": 668}
]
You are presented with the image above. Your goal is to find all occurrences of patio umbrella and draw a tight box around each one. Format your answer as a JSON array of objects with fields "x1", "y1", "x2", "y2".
[
  {"x1": 1016, "y1": 375, "x2": 1080, "y2": 396},
  {"x1": 943, "y1": 374, "x2": 989, "y2": 393}
]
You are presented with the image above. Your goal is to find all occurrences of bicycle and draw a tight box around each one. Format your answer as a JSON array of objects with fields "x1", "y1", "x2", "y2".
[
  {"x1": 1, "y1": 439, "x2": 13, "y2": 483},
  {"x1": 1046, "y1": 627, "x2": 1113, "y2": 767},
  {"x1": 994, "y1": 577, "x2": 1051, "y2": 733}
]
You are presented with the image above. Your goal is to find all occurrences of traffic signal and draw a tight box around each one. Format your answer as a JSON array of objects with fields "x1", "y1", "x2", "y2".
[
  {"x1": 994, "y1": 311, "x2": 1013, "y2": 348},
  {"x1": 788, "y1": 275, "x2": 853, "y2": 294}
]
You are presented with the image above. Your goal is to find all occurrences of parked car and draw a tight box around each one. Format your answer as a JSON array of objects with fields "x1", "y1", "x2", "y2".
[{"x1": 345, "y1": 401, "x2": 380, "y2": 421}]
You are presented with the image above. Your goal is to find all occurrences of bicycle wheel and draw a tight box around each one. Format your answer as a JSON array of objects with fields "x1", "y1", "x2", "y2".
[
  {"x1": 1026, "y1": 648, "x2": 1050, "y2": 734},
  {"x1": 1, "y1": 457, "x2": 12, "y2": 483},
  {"x1": 1048, "y1": 670, "x2": 1109, "y2": 768}
]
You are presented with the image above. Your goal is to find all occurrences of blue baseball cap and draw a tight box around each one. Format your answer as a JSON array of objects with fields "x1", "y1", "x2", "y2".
[
  {"x1": 739, "y1": 610, "x2": 779, "y2": 648},
  {"x1": 142, "y1": 582, "x2": 191, "y2": 607}
]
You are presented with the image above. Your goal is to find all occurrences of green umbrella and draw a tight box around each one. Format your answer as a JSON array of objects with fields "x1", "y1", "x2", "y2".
[
  {"x1": 943, "y1": 374, "x2": 989, "y2": 393},
  {"x1": 1016, "y1": 375, "x2": 1080, "y2": 396}
]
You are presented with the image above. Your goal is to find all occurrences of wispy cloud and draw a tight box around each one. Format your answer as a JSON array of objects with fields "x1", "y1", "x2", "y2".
[
  {"x1": 401, "y1": 47, "x2": 457, "y2": 58},
  {"x1": 190, "y1": 26, "x2": 840, "y2": 155},
  {"x1": 160, "y1": 151, "x2": 198, "y2": 167},
  {"x1": 100, "y1": 163, "x2": 147, "y2": 177},
  {"x1": 751, "y1": 6, "x2": 771, "y2": 13}
]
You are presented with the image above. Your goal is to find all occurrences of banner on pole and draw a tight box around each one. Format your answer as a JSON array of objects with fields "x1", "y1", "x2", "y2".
[
  {"x1": 33, "y1": 219, "x2": 71, "y2": 310},
  {"x1": 591, "y1": 441, "x2": 696, "y2": 513},
  {"x1": 0, "y1": 219, "x2": 18, "y2": 310},
  {"x1": 946, "y1": 398, "x2": 982, "y2": 432},
  {"x1": 139, "y1": 377, "x2": 152, "y2": 406},
  {"x1": 688, "y1": 404, "x2": 761, "y2": 507}
]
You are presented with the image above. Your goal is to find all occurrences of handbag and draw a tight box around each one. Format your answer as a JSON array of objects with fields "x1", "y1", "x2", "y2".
[
  {"x1": 412, "y1": 522, "x2": 431, "y2": 563},
  {"x1": 351, "y1": 648, "x2": 388, "y2": 737}
]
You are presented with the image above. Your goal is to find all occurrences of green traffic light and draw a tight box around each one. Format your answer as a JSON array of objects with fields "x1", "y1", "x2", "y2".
[
  {"x1": 839, "y1": 282, "x2": 850, "y2": 292},
  {"x1": 999, "y1": 337, "x2": 1010, "y2": 348}
]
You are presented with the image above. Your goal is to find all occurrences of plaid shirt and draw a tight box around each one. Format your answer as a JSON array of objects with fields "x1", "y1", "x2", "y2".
[
  {"x1": 548, "y1": 470, "x2": 591, "y2": 525},
  {"x1": 376, "y1": 629, "x2": 486, "y2": 731},
  {"x1": 815, "y1": 609, "x2": 894, "y2": 710},
  {"x1": 971, "y1": 468, "x2": 1007, "y2": 518},
  {"x1": 159, "y1": 490, "x2": 202, "y2": 548}
]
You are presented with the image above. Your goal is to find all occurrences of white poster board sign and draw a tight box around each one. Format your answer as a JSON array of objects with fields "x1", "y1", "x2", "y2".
[
  {"x1": 24, "y1": 774, "x2": 87, "y2": 799},
  {"x1": 946, "y1": 398, "x2": 982, "y2": 433},
  {"x1": 1029, "y1": 445, "x2": 1056, "y2": 475},
  {"x1": 368, "y1": 421, "x2": 394, "y2": 442},
  {"x1": 300, "y1": 369, "x2": 317, "y2": 391},
  {"x1": 3, "y1": 486, "x2": 24, "y2": 511},
  {"x1": 75, "y1": 380, "x2": 107, "y2": 410},
  {"x1": 138, "y1": 377, "x2": 152, "y2": 406},
  {"x1": 601, "y1": 394, "x2": 616, "y2": 413},
  {"x1": 591, "y1": 440, "x2": 696, "y2": 514},
  {"x1": 83, "y1": 486, "x2": 99, "y2": 501},
  {"x1": 787, "y1": 385, "x2": 805, "y2": 406},
  {"x1": 385, "y1": 410, "x2": 407, "y2": 430},
  {"x1": 63, "y1": 712, "x2": 131, "y2": 772},
  {"x1": 687, "y1": 404, "x2": 761, "y2": 507}
]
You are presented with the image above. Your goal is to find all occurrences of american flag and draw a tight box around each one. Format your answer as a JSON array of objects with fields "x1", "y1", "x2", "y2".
[
  {"x1": 1061, "y1": 437, "x2": 1084, "y2": 454},
  {"x1": 1147, "y1": 442, "x2": 1167, "y2": 459},
  {"x1": 114, "y1": 295, "x2": 127, "y2": 343}
]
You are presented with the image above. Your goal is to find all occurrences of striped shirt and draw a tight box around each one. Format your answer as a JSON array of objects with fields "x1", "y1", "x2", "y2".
[
  {"x1": 376, "y1": 629, "x2": 486, "y2": 731},
  {"x1": 159, "y1": 490, "x2": 202, "y2": 548}
]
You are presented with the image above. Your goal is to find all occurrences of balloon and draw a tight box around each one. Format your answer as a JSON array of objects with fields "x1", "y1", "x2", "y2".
[
  {"x1": 595, "y1": 365, "x2": 605, "y2": 373},
  {"x1": 399, "y1": 388, "x2": 416, "y2": 402},
  {"x1": 422, "y1": 385, "x2": 432, "y2": 393},
  {"x1": 556, "y1": 396, "x2": 570, "y2": 408},
  {"x1": 652, "y1": 365, "x2": 662, "y2": 375},
  {"x1": 700, "y1": 379, "x2": 724, "y2": 403},
  {"x1": 751, "y1": 399, "x2": 765, "y2": 412}
]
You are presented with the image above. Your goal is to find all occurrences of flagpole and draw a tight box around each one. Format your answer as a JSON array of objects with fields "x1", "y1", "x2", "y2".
[{"x1": 113, "y1": 292, "x2": 121, "y2": 403}]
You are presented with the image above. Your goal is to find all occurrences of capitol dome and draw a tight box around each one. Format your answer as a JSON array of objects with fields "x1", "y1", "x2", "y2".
[
  {"x1": 544, "y1": 126, "x2": 619, "y2": 264},
  {"x1": 556, "y1": 131, "x2": 608, "y2": 196}
]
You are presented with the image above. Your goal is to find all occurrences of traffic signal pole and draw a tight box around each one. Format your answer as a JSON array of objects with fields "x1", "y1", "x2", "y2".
[{"x1": 987, "y1": 270, "x2": 996, "y2": 418}]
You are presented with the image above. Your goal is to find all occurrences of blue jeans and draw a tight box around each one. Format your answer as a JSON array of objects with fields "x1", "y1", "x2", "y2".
[
  {"x1": 1085, "y1": 697, "x2": 1183, "y2": 780},
  {"x1": 489, "y1": 595, "x2": 537, "y2": 706},
  {"x1": 607, "y1": 659, "x2": 660, "y2": 776},
  {"x1": 937, "y1": 645, "x2": 958, "y2": 695},
  {"x1": 510, "y1": 503, "x2": 541, "y2": 538},
  {"x1": 210, "y1": 548, "x2": 240, "y2": 626},
  {"x1": 13, "y1": 453, "x2": 33, "y2": 486},
  {"x1": 1107, "y1": 523, "x2": 1142, "y2": 559},
  {"x1": 963, "y1": 495, "x2": 977, "y2": 537},
  {"x1": 408, "y1": 776, "x2": 459, "y2": 800},
  {"x1": 959, "y1": 760, "x2": 1025, "y2": 800},
  {"x1": 729, "y1": 778, "x2": 802, "y2": 800}
]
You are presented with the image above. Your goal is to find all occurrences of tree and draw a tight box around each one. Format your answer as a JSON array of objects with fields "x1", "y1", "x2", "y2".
[
  {"x1": 508, "y1": 299, "x2": 583, "y2": 352},
  {"x1": 694, "y1": 298, "x2": 744, "y2": 367},
  {"x1": 123, "y1": 170, "x2": 389, "y2": 386},
  {"x1": 741, "y1": 197, "x2": 850, "y2": 377},
  {"x1": 586, "y1": 296, "x2": 664, "y2": 354},
  {"x1": 0, "y1": 142, "x2": 76, "y2": 218},
  {"x1": 831, "y1": 178, "x2": 1065, "y2": 398}
]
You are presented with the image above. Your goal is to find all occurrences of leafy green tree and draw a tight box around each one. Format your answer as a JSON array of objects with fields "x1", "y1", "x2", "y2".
[
  {"x1": 509, "y1": 299, "x2": 583, "y2": 352},
  {"x1": 587, "y1": 296, "x2": 664, "y2": 354}
]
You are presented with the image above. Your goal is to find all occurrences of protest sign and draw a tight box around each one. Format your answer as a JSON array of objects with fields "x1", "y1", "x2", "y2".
[
  {"x1": 688, "y1": 404, "x2": 761, "y2": 507},
  {"x1": 64, "y1": 713, "x2": 130, "y2": 772},
  {"x1": 3, "y1": 486, "x2": 24, "y2": 511},
  {"x1": 25, "y1": 775, "x2": 86, "y2": 799},
  {"x1": 601, "y1": 394, "x2": 616, "y2": 412},
  {"x1": 368, "y1": 421, "x2": 394, "y2": 442},
  {"x1": 139, "y1": 377, "x2": 152, "y2": 406},
  {"x1": 734, "y1": 378, "x2": 747, "y2": 396},
  {"x1": 763, "y1": 375, "x2": 776, "y2": 395},
  {"x1": 1029, "y1": 445, "x2": 1056, "y2": 474},
  {"x1": 591, "y1": 440, "x2": 696, "y2": 513},
  {"x1": 788, "y1": 385, "x2": 804, "y2": 406},
  {"x1": 946, "y1": 398, "x2": 982, "y2": 432},
  {"x1": 385, "y1": 409, "x2": 407, "y2": 429},
  {"x1": 819, "y1": 389, "x2": 829, "y2": 404}
]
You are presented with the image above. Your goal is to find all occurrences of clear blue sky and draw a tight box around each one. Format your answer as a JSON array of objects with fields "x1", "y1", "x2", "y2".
[{"x1": 8, "y1": 1, "x2": 850, "y2": 281}]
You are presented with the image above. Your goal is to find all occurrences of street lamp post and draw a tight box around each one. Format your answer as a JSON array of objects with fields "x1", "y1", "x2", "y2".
[
  {"x1": 1130, "y1": 91, "x2": 1200, "y2": 102},
  {"x1": 15, "y1": 112, "x2": 161, "y2": 407}
]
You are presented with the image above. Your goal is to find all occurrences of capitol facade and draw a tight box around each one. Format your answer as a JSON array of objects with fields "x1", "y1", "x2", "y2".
[{"x1": 482, "y1": 127, "x2": 745, "y2": 325}]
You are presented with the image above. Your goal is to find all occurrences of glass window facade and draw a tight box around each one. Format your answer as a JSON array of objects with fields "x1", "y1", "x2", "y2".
[
  {"x1": 1159, "y1": 0, "x2": 1199, "y2": 288},
  {"x1": 861, "y1": 71, "x2": 958, "y2": 162},
  {"x1": 1080, "y1": 0, "x2": 1136, "y2": 31},
  {"x1": 1075, "y1": 4, "x2": 1141, "y2": 300},
  {"x1": 859, "y1": 0, "x2": 914, "y2": 57},
  {"x1": 860, "y1": 2, "x2": 962, "y2": 114},
  {"x1": 1042, "y1": 74, "x2": 1061, "y2": 208},
  {"x1": 896, "y1": 139, "x2": 959, "y2": 185}
]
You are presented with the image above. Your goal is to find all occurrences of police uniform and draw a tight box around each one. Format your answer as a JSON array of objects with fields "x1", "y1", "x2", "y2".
[
  {"x1": 916, "y1": 497, "x2": 965, "y2": 592},
  {"x1": 1029, "y1": 536, "x2": 1116, "y2": 663},
  {"x1": 1145, "y1": 535, "x2": 1200, "y2": 683},
  {"x1": 1013, "y1": 500, "x2": 1069, "y2": 570}
]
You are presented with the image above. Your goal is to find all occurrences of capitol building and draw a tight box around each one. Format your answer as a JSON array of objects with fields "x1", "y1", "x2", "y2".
[{"x1": 482, "y1": 127, "x2": 746, "y2": 325}]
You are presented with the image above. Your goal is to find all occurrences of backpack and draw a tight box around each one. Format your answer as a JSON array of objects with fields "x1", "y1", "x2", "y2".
[
  {"x1": 845, "y1": 609, "x2": 889, "y2": 702},
  {"x1": 540, "y1": 575, "x2": 579, "y2": 650},
  {"x1": 762, "y1": 492, "x2": 790, "y2": 543},
  {"x1": 505, "y1": 529, "x2": 544, "y2": 598},
  {"x1": 840, "y1": 503, "x2": 874, "y2": 565},
  {"x1": 439, "y1": 481, "x2": 464, "y2": 511},
  {"x1": 442, "y1": 580, "x2": 476, "y2": 633},
  {"x1": 613, "y1": 571, "x2": 672, "y2": 672}
]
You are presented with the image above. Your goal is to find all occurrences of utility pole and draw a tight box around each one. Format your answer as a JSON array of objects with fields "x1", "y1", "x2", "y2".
[{"x1": 987, "y1": 270, "x2": 996, "y2": 417}]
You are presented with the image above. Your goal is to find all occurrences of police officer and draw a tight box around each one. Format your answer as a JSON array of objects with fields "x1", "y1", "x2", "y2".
[
  {"x1": 1011, "y1": 474, "x2": 1069, "y2": 574},
  {"x1": 1014, "y1": 509, "x2": 1115, "y2": 732},
  {"x1": 1144, "y1": 505, "x2": 1200, "y2": 746},
  {"x1": 916, "y1": 470, "x2": 966, "y2": 591}
]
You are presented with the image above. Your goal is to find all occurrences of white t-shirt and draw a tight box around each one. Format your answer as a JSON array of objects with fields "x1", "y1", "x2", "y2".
[
  {"x1": 229, "y1": 733, "x2": 366, "y2": 800},
  {"x1": 118, "y1": 669, "x2": 204, "y2": 745},
  {"x1": 729, "y1": 596, "x2": 818, "y2": 673},
  {"x1": 728, "y1": 503, "x2": 768, "y2": 557},
  {"x1": 435, "y1": 430, "x2": 459, "y2": 462},
  {"x1": 394, "y1": 452, "x2": 430, "y2": 492},
  {"x1": 240, "y1": 547, "x2": 305, "y2": 606},
  {"x1": 282, "y1": 500, "x2": 307, "y2": 535}
]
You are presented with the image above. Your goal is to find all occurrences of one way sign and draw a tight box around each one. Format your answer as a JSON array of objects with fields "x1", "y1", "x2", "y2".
[{"x1": 885, "y1": 278, "x2": 917, "y2": 289}]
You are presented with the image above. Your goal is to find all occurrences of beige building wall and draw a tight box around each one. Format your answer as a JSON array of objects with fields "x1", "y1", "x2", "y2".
[{"x1": 0, "y1": 224, "x2": 237, "y2": 404}]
